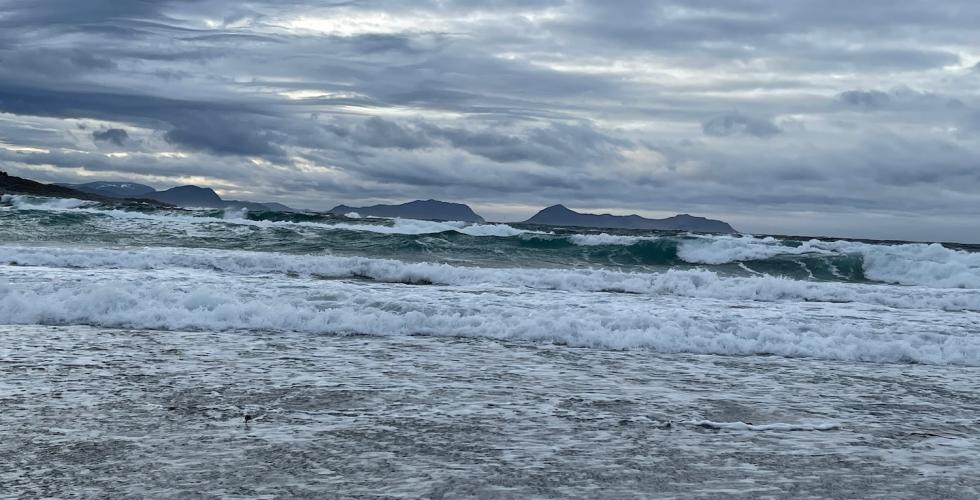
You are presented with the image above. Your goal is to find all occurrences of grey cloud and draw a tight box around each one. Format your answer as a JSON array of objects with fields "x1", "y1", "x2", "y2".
[
  {"x1": 2, "y1": 0, "x2": 980, "y2": 241},
  {"x1": 834, "y1": 88, "x2": 971, "y2": 115},
  {"x1": 348, "y1": 117, "x2": 433, "y2": 150},
  {"x1": 0, "y1": 0, "x2": 168, "y2": 27},
  {"x1": 0, "y1": 48, "x2": 117, "y2": 78},
  {"x1": 163, "y1": 113, "x2": 288, "y2": 158},
  {"x1": 836, "y1": 90, "x2": 891, "y2": 111},
  {"x1": 0, "y1": 83, "x2": 288, "y2": 158},
  {"x1": 92, "y1": 128, "x2": 129, "y2": 146},
  {"x1": 421, "y1": 122, "x2": 627, "y2": 167},
  {"x1": 327, "y1": 117, "x2": 627, "y2": 168},
  {"x1": 960, "y1": 112, "x2": 980, "y2": 134},
  {"x1": 702, "y1": 113, "x2": 782, "y2": 138},
  {"x1": 0, "y1": 147, "x2": 254, "y2": 183}
]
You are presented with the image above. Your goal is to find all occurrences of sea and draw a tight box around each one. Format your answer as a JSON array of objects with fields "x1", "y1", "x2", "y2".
[{"x1": 1, "y1": 193, "x2": 979, "y2": 499}]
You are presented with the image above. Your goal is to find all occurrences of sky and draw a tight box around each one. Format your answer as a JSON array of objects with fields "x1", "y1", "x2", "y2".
[{"x1": 1, "y1": 1, "x2": 979, "y2": 242}]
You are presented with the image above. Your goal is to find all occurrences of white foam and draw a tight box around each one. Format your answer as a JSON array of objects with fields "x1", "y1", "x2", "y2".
[
  {"x1": 1, "y1": 263, "x2": 978, "y2": 366},
  {"x1": 682, "y1": 236, "x2": 980, "y2": 289},
  {"x1": 1, "y1": 194, "x2": 95, "y2": 210},
  {"x1": 329, "y1": 218, "x2": 533, "y2": 237},
  {"x1": 619, "y1": 233, "x2": 980, "y2": 290},
  {"x1": 569, "y1": 233, "x2": 646, "y2": 246},
  {"x1": 854, "y1": 242, "x2": 980, "y2": 289},
  {"x1": 222, "y1": 207, "x2": 249, "y2": 220},
  {"x1": 566, "y1": 232, "x2": 980, "y2": 289},
  {"x1": 2, "y1": 245, "x2": 980, "y2": 312},
  {"x1": 1, "y1": 194, "x2": 533, "y2": 238},
  {"x1": 6, "y1": 194, "x2": 980, "y2": 289},
  {"x1": 677, "y1": 235, "x2": 834, "y2": 264}
]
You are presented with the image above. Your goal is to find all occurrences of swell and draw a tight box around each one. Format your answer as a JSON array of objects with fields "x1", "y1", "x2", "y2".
[
  {"x1": 2, "y1": 265, "x2": 979, "y2": 366},
  {"x1": 4, "y1": 196, "x2": 980, "y2": 288},
  {"x1": 3, "y1": 245, "x2": 979, "y2": 312}
]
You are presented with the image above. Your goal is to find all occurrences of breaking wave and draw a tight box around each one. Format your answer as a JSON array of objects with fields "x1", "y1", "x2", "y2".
[
  {"x1": 3, "y1": 245, "x2": 979, "y2": 311},
  {"x1": 3, "y1": 196, "x2": 980, "y2": 289},
  {"x1": 566, "y1": 233, "x2": 980, "y2": 289},
  {"x1": 3, "y1": 195, "x2": 980, "y2": 367},
  {"x1": 1, "y1": 194, "x2": 95, "y2": 210},
  {"x1": 2, "y1": 264, "x2": 979, "y2": 366}
]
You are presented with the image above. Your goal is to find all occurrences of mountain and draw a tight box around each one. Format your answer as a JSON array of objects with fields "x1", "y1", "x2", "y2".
[
  {"x1": 523, "y1": 204, "x2": 736, "y2": 233},
  {"x1": 55, "y1": 178, "x2": 297, "y2": 212},
  {"x1": 4, "y1": 172, "x2": 299, "y2": 212},
  {"x1": 56, "y1": 181, "x2": 156, "y2": 198},
  {"x1": 2, "y1": 171, "x2": 110, "y2": 201},
  {"x1": 142, "y1": 185, "x2": 223, "y2": 206},
  {"x1": 139, "y1": 186, "x2": 299, "y2": 212},
  {"x1": 329, "y1": 200, "x2": 485, "y2": 223},
  {"x1": 261, "y1": 202, "x2": 296, "y2": 212}
]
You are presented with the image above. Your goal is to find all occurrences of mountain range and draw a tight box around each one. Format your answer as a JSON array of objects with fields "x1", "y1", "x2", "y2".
[
  {"x1": 329, "y1": 200, "x2": 485, "y2": 223},
  {"x1": 0, "y1": 172, "x2": 164, "y2": 204},
  {"x1": 58, "y1": 181, "x2": 297, "y2": 212},
  {"x1": 3, "y1": 172, "x2": 737, "y2": 233},
  {"x1": 522, "y1": 204, "x2": 736, "y2": 233}
]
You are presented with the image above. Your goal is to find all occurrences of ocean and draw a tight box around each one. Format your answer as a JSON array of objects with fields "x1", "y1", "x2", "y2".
[{"x1": 1, "y1": 193, "x2": 979, "y2": 498}]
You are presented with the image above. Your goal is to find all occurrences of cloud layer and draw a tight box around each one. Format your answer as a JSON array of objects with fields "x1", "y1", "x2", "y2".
[{"x1": 1, "y1": 0, "x2": 979, "y2": 241}]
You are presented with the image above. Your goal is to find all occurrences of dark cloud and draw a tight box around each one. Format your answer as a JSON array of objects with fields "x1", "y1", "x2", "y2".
[
  {"x1": 836, "y1": 90, "x2": 891, "y2": 111},
  {"x1": 92, "y1": 128, "x2": 129, "y2": 146},
  {"x1": 1, "y1": 0, "x2": 979, "y2": 241},
  {"x1": 702, "y1": 113, "x2": 782, "y2": 138},
  {"x1": 347, "y1": 117, "x2": 432, "y2": 150},
  {"x1": 421, "y1": 122, "x2": 627, "y2": 166},
  {"x1": 0, "y1": 48, "x2": 117, "y2": 79},
  {"x1": 0, "y1": 83, "x2": 288, "y2": 158},
  {"x1": 163, "y1": 114, "x2": 287, "y2": 158}
]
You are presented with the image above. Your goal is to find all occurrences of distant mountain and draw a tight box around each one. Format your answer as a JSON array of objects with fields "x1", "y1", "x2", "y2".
[
  {"x1": 329, "y1": 199, "x2": 485, "y2": 223},
  {"x1": 139, "y1": 185, "x2": 298, "y2": 212},
  {"x1": 55, "y1": 178, "x2": 297, "y2": 212},
  {"x1": 142, "y1": 185, "x2": 223, "y2": 206},
  {"x1": 261, "y1": 202, "x2": 296, "y2": 212},
  {"x1": 57, "y1": 181, "x2": 156, "y2": 198},
  {"x1": 2, "y1": 172, "x2": 111, "y2": 201},
  {"x1": 523, "y1": 204, "x2": 736, "y2": 233}
]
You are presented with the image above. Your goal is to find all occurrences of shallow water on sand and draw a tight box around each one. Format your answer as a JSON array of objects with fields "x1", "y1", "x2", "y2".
[{"x1": 2, "y1": 325, "x2": 978, "y2": 499}]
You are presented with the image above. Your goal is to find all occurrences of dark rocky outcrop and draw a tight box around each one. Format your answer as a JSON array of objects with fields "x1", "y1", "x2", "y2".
[
  {"x1": 523, "y1": 204, "x2": 736, "y2": 233},
  {"x1": 4, "y1": 173, "x2": 296, "y2": 212},
  {"x1": 140, "y1": 185, "x2": 298, "y2": 212},
  {"x1": 56, "y1": 181, "x2": 157, "y2": 198},
  {"x1": 142, "y1": 185, "x2": 224, "y2": 207},
  {"x1": 2, "y1": 172, "x2": 117, "y2": 201},
  {"x1": 329, "y1": 200, "x2": 485, "y2": 222}
]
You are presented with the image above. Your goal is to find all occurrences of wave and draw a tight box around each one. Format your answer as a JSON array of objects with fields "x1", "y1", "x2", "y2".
[
  {"x1": 328, "y1": 219, "x2": 535, "y2": 237},
  {"x1": 3, "y1": 245, "x2": 979, "y2": 312},
  {"x1": 565, "y1": 233, "x2": 980, "y2": 289},
  {"x1": 1, "y1": 194, "x2": 95, "y2": 210},
  {"x1": 2, "y1": 194, "x2": 535, "y2": 237},
  {"x1": 676, "y1": 235, "x2": 835, "y2": 264},
  {"x1": 2, "y1": 264, "x2": 978, "y2": 366},
  {"x1": 5, "y1": 195, "x2": 980, "y2": 289}
]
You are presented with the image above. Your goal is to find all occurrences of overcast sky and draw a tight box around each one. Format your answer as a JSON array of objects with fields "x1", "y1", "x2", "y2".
[{"x1": 2, "y1": 1, "x2": 979, "y2": 241}]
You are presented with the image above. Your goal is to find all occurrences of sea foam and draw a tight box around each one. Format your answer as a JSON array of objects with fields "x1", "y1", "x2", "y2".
[
  {"x1": 1, "y1": 194, "x2": 95, "y2": 210},
  {"x1": 2, "y1": 245, "x2": 980, "y2": 312},
  {"x1": 2, "y1": 262, "x2": 978, "y2": 366},
  {"x1": 5, "y1": 195, "x2": 980, "y2": 289},
  {"x1": 570, "y1": 233, "x2": 980, "y2": 289}
]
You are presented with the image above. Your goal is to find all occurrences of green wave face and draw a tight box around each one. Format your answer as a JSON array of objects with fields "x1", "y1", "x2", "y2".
[{"x1": 3, "y1": 198, "x2": 978, "y2": 285}]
